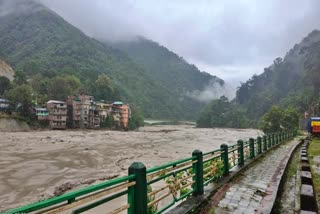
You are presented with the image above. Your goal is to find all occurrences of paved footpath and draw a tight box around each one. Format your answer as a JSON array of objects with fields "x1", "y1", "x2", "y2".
[{"x1": 208, "y1": 139, "x2": 300, "y2": 214}]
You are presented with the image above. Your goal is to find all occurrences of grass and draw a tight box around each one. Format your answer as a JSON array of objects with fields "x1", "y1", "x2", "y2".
[{"x1": 308, "y1": 138, "x2": 320, "y2": 208}]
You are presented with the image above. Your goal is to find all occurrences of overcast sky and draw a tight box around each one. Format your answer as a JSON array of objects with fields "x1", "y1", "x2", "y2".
[{"x1": 40, "y1": 0, "x2": 320, "y2": 83}]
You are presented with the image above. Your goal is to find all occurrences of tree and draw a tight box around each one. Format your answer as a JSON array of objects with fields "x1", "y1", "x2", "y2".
[
  {"x1": 100, "y1": 114, "x2": 114, "y2": 128},
  {"x1": 48, "y1": 75, "x2": 81, "y2": 100},
  {"x1": 13, "y1": 70, "x2": 27, "y2": 85},
  {"x1": 259, "y1": 106, "x2": 283, "y2": 133},
  {"x1": 128, "y1": 109, "x2": 144, "y2": 130},
  {"x1": 281, "y1": 107, "x2": 299, "y2": 131},
  {"x1": 0, "y1": 76, "x2": 11, "y2": 95},
  {"x1": 5, "y1": 84, "x2": 33, "y2": 118},
  {"x1": 23, "y1": 61, "x2": 40, "y2": 76},
  {"x1": 259, "y1": 106, "x2": 299, "y2": 133},
  {"x1": 92, "y1": 74, "x2": 114, "y2": 101}
]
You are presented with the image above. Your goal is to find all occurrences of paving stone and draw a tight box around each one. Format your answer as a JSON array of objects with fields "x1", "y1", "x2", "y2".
[
  {"x1": 300, "y1": 210, "x2": 317, "y2": 214},
  {"x1": 211, "y1": 139, "x2": 299, "y2": 213},
  {"x1": 301, "y1": 184, "x2": 314, "y2": 197},
  {"x1": 227, "y1": 203, "x2": 238, "y2": 211},
  {"x1": 225, "y1": 192, "x2": 233, "y2": 199},
  {"x1": 301, "y1": 157, "x2": 309, "y2": 162},
  {"x1": 218, "y1": 199, "x2": 229, "y2": 208},
  {"x1": 301, "y1": 170, "x2": 312, "y2": 179}
]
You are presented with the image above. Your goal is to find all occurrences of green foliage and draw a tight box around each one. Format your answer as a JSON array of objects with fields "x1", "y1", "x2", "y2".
[
  {"x1": 203, "y1": 159, "x2": 223, "y2": 183},
  {"x1": 4, "y1": 84, "x2": 33, "y2": 118},
  {"x1": 147, "y1": 185, "x2": 158, "y2": 214},
  {"x1": 13, "y1": 70, "x2": 27, "y2": 85},
  {"x1": 48, "y1": 75, "x2": 81, "y2": 100},
  {"x1": 0, "y1": 76, "x2": 11, "y2": 95},
  {"x1": 128, "y1": 109, "x2": 144, "y2": 130},
  {"x1": 100, "y1": 114, "x2": 114, "y2": 128},
  {"x1": 112, "y1": 37, "x2": 224, "y2": 120},
  {"x1": 91, "y1": 74, "x2": 120, "y2": 102},
  {"x1": 197, "y1": 96, "x2": 250, "y2": 128},
  {"x1": 259, "y1": 106, "x2": 299, "y2": 133},
  {"x1": 165, "y1": 170, "x2": 192, "y2": 198}
]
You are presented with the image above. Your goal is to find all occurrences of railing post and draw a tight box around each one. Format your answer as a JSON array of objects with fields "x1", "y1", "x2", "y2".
[
  {"x1": 268, "y1": 135, "x2": 271, "y2": 148},
  {"x1": 278, "y1": 133, "x2": 281, "y2": 143},
  {"x1": 128, "y1": 162, "x2": 147, "y2": 214},
  {"x1": 220, "y1": 144, "x2": 229, "y2": 176},
  {"x1": 237, "y1": 140, "x2": 244, "y2": 167},
  {"x1": 257, "y1": 137, "x2": 262, "y2": 154},
  {"x1": 263, "y1": 135, "x2": 267, "y2": 151},
  {"x1": 249, "y1": 138, "x2": 255, "y2": 159},
  {"x1": 192, "y1": 150, "x2": 204, "y2": 196},
  {"x1": 272, "y1": 134, "x2": 275, "y2": 146}
]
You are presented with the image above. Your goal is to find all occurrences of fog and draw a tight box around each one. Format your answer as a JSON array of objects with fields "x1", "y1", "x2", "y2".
[{"x1": 38, "y1": 0, "x2": 320, "y2": 83}]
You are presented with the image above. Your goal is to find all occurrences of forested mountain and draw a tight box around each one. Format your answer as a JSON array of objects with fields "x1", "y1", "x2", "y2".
[
  {"x1": 198, "y1": 30, "x2": 320, "y2": 128},
  {"x1": 111, "y1": 37, "x2": 223, "y2": 99},
  {"x1": 0, "y1": 0, "x2": 223, "y2": 120}
]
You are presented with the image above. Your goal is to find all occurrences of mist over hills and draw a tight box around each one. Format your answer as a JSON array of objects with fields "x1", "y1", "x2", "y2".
[
  {"x1": 0, "y1": 0, "x2": 225, "y2": 120},
  {"x1": 197, "y1": 30, "x2": 320, "y2": 128}
]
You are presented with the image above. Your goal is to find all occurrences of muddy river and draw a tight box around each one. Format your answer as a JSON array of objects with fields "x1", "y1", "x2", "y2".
[{"x1": 0, "y1": 125, "x2": 262, "y2": 212}]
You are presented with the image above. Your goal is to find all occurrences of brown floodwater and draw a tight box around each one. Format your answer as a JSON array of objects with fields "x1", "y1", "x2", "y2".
[{"x1": 0, "y1": 125, "x2": 262, "y2": 212}]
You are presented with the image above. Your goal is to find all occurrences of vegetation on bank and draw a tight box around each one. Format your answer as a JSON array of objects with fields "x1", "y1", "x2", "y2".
[
  {"x1": 197, "y1": 30, "x2": 320, "y2": 130},
  {"x1": 1, "y1": 71, "x2": 144, "y2": 130}
]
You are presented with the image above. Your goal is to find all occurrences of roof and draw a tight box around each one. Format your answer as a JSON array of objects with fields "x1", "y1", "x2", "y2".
[
  {"x1": 311, "y1": 117, "x2": 320, "y2": 120},
  {"x1": 113, "y1": 101, "x2": 123, "y2": 105},
  {"x1": 35, "y1": 108, "x2": 47, "y2": 111},
  {"x1": 0, "y1": 98, "x2": 9, "y2": 103},
  {"x1": 47, "y1": 100, "x2": 66, "y2": 104}
]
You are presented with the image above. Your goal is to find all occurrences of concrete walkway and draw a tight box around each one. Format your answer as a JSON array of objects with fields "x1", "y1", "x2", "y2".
[{"x1": 207, "y1": 139, "x2": 300, "y2": 214}]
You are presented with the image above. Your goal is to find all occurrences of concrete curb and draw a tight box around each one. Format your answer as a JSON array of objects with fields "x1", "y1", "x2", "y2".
[{"x1": 299, "y1": 140, "x2": 318, "y2": 213}]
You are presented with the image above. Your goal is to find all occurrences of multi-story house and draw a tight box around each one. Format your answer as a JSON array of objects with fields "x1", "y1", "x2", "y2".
[
  {"x1": 34, "y1": 107, "x2": 49, "y2": 120},
  {"x1": 89, "y1": 104, "x2": 100, "y2": 128},
  {"x1": 66, "y1": 96, "x2": 81, "y2": 128},
  {"x1": 47, "y1": 100, "x2": 67, "y2": 129},
  {"x1": 67, "y1": 94, "x2": 100, "y2": 129},
  {"x1": 112, "y1": 102, "x2": 131, "y2": 129},
  {"x1": 96, "y1": 102, "x2": 113, "y2": 122},
  {"x1": 78, "y1": 95, "x2": 92, "y2": 128}
]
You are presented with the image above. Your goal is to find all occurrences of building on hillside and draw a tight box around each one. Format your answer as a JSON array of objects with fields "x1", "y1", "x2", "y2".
[
  {"x1": 67, "y1": 94, "x2": 100, "y2": 129},
  {"x1": 78, "y1": 95, "x2": 92, "y2": 128},
  {"x1": 89, "y1": 103, "x2": 100, "y2": 128},
  {"x1": 0, "y1": 99, "x2": 10, "y2": 112},
  {"x1": 47, "y1": 100, "x2": 67, "y2": 129},
  {"x1": 34, "y1": 107, "x2": 49, "y2": 120},
  {"x1": 112, "y1": 102, "x2": 131, "y2": 129},
  {"x1": 96, "y1": 102, "x2": 113, "y2": 122},
  {"x1": 66, "y1": 96, "x2": 81, "y2": 128}
]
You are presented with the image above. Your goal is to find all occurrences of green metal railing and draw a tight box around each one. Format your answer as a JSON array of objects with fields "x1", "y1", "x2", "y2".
[{"x1": 6, "y1": 130, "x2": 297, "y2": 214}]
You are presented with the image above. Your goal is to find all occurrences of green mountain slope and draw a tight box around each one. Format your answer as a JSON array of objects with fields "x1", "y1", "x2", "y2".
[
  {"x1": 198, "y1": 30, "x2": 320, "y2": 127},
  {"x1": 0, "y1": 0, "x2": 223, "y2": 119},
  {"x1": 111, "y1": 37, "x2": 223, "y2": 96}
]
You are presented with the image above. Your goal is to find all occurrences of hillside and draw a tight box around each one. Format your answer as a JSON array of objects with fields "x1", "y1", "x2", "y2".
[
  {"x1": 0, "y1": 59, "x2": 14, "y2": 80},
  {"x1": 111, "y1": 37, "x2": 223, "y2": 98},
  {"x1": 198, "y1": 30, "x2": 320, "y2": 127},
  {"x1": 0, "y1": 0, "x2": 223, "y2": 120}
]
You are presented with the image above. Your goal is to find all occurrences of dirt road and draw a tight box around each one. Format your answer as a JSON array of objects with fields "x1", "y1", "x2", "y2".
[{"x1": 0, "y1": 125, "x2": 262, "y2": 211}]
